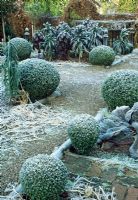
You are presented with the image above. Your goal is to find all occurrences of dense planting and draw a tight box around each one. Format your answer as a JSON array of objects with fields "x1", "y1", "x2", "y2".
[
  {"x1": 19, "y1": 58, "x2": 60, "y2": 101},
  {"x1": 32, "y1": 21, "x2": 134, "y2": 61},
  {"x1": 32, "y1": 21, "x2": 109, "y2": 61},
  {"x1": 102, "y1": 70, "x2": 138, "y2": 110},
  {"x1": 56, "y1": 30, "x2": 72, "y2": 60},
  {"x1": 68, "y1": 114, "x2": 100, "y2": 154},
  {"x1": 19, "y1": 154, "x2": 68, "y2": 200},
  {"x1": 89, "y1": 45, "x2": 115, "y2": 66}
]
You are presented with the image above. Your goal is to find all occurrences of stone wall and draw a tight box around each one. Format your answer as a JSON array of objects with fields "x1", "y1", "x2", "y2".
[
  {"x1": 101, "y1": 13, "x2": 138, "y2": 21},
  {"x1": 64, "y1": 152, "x2": 138, "y2": 200}
]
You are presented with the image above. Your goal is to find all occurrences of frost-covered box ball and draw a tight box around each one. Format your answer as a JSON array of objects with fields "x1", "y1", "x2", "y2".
[
  {"x1": 89, "y1": 45, "x2": 115, "y2": 66},
  {"x1": 19, "y1": 154, "x2": 68, "y2": 200},
  {"x1": 19, "y1": 58, "x2": 60, "y2": 101},
  {"x1": 68, "y1": 114, "x2": 100, "y2": 154},
  {"x1": 102, "y1": 70, "x2": 138, "y2": 110}
]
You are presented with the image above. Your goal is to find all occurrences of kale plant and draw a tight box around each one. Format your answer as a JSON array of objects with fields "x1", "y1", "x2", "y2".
[
  {"x1": 113, "y1": 28, "x2": 133, "y2": 55},
  {"x1": 40, "y1": 22, "x2": 57, "y2": 60},
  {"x1": 41, "y1": 22, "x2": 55, "y2": 36},
  {"x1": 56, "y1": 21, "x2": 71, "y2": 36},
  {"x1": 56, "y1": 30, "x2": 72, "y2": 60},
  {"x1": 41, "y1": 33, "x2": 56, "y2": 60},
  {"x1": 71, "y1": 25, "x2": 89, "y2": 61},
  {"x1": 32, "y1": 31, "x2": 44, "y2": 53},
  {"x1": 87, "y1": 26, "x2": 104, "y2": 50}
]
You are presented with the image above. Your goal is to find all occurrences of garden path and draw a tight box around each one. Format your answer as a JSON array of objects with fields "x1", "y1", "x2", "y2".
[{"x1": 0, "y1": 49, "x2": 138, "y2": 195}]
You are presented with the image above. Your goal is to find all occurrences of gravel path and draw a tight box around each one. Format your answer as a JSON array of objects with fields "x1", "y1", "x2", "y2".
[
  {"x1": 49, "y1": 49, "x2": 138, "y2": 115},
  {"x1": 0, "y1": 56, "x2": 9, "y2": 112},
  {"x1": 0, "y1": 76, "x2": 9, "y2": 111}
]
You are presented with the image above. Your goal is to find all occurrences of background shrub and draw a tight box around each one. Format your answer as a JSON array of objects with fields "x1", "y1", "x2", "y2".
[{"x1": 89, "y1": 45, "x2": 115, "y2": 66}]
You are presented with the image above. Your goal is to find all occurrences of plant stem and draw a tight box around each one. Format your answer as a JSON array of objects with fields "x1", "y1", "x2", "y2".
[{"x1": 2, "y1": 16, "x2": 6, "y2": 42}]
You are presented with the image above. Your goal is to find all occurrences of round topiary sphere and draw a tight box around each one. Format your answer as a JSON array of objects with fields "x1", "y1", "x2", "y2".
[
  {"x1": 102, "y1": 70, "x2": 138, "y2": 110},
  {"x1": 8, "y1": 37, "x2": 32, "y2": 61},
  {"x1": 68, "y1": 114, "x2": 100, "y2": 154},
  {"x1": 89, "y1": 45, "x2": 115, "y2": 66},
  {"x1": 19, "y1": 58, "x2": 60, "y2": 101},
  {"x1": 19, "y1": 154, "x2": 68, "y2": 200}
]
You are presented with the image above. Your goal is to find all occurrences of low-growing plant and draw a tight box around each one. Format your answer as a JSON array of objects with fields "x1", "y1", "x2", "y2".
[
  {"x1": 32, "y1": 31, "x2": 44, "y2": 53},
  {"x1": 113, "y1": 28, "x2": 133, "y2": 55},
  {"x1": 82, "y1": 19, "x2": 94, "y2": 29},
  {"x1": 71, "y1": 25, "x2": 89, "y2": 61},
  {"x1": 32, "y1": 20, "x2": 110, "y2": 61},
  {"x1": 41, "y1": 22, "x2": 56, "y2": 36},
  {"x1": 41, "y1": 33, "x2": 57, "y2": 60},
  {"x1": 56, "y1": 30, "x2": 72, "y2": 60},
  {"x1": 87, "y1": 26, "x2": 104, "y2": 50},
  {"x1": 56, "y1": 21, "x2": 71, "y2": 36}
]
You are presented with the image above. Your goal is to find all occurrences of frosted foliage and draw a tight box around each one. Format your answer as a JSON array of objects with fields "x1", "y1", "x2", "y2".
[
  {"x1": 19, "y1": 154, "x2": 68, "y2": 200},
  {"x1": 102, "y1": 70, "x2": 138, "y2": 110},
  {"x1": 89, "y1": 45, "x2": 115, "y2": 66},
  {"x1": 8, "y1": 37, "x2": 32, "y2": 61},
  {"x1": 68, "y1": 114, "x2": 100, "y2": 154},
  {"x1": 19, "y1": 58, "x2": 60, "y2": 101}
]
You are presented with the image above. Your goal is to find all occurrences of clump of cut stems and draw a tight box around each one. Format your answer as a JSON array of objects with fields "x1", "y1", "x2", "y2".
[
  {"x1": 2, "y1": 42, "x2": 29, "y2": 104},
  {"x1": 3, "y1": 42, "x2": 19, "y2": 102},
  {"x1": 68, "y1": 176, "x2": 117, "y2": 200}
]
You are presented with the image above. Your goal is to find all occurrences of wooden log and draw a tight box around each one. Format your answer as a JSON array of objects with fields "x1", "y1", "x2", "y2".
[{"x1": 51, "y1": 139, "x2": 72, "y2": 159}]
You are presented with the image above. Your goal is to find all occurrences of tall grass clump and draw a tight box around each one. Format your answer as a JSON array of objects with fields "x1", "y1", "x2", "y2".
[{"x1": 2, "y1": 41, "x2": 20, "y2": 102}]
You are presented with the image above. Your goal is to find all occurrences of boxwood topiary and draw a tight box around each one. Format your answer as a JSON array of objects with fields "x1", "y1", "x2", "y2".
[
  {"x1": 102, "y1": 70, "x2": 138, "y2": 110},
  {"x1": 19, "y1": 58, "x2": 60, "y2": 101},
  {"x1": 68, "y1": 114, "x2": 100, "y2": 154},
  {"x1": 7, "y1": 37, "x2": 32, "y2": 61},
  {"x1": 19, "y1": 154, "x2": 68, "y2": 200},
  {"x1": 89, "y1": 45, "x2": 115, "y2": 66}
]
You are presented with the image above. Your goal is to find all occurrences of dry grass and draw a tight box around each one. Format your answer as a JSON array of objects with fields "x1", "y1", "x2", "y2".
[
  {"x1": 68, "y1": 177, "x2": 117, "y2": 200},
  {"x1": 0, "y1": 176, "x2": 117, "y2": 200},
  {"x1": 0, "y1": 102, "x2": 74, "y2": 160}
]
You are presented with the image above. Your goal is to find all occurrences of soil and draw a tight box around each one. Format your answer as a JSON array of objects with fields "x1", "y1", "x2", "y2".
[
  {"x1": 49, "y1": 50, "x2": 138, "y2": 114},
  {"x1": 0, "y1": 49, "x2": 138, "y2": 196}
]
